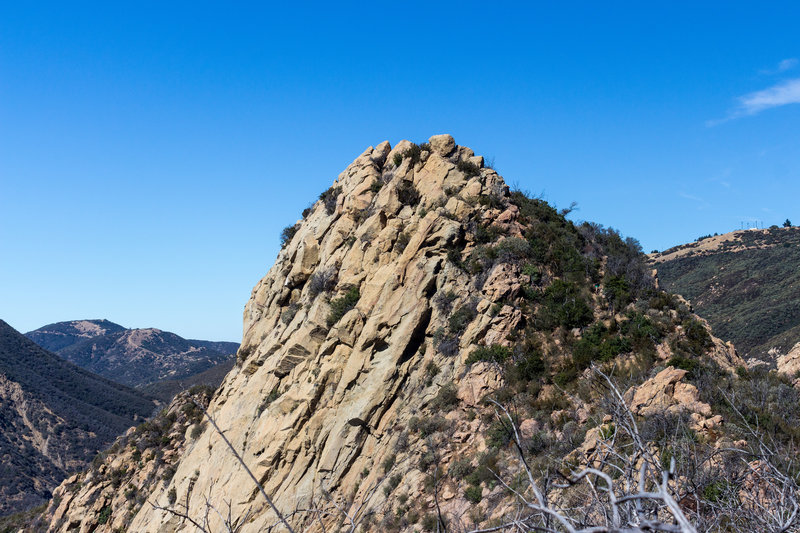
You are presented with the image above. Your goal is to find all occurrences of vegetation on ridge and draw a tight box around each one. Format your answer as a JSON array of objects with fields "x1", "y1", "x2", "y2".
[{"x1": 656, "y1": 226, "x2": 800, "y2": 360}]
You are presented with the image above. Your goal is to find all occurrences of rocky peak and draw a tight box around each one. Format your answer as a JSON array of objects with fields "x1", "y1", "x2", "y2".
[{"x1": 36, "y1": 136, "x2": 750, "y2": 532}]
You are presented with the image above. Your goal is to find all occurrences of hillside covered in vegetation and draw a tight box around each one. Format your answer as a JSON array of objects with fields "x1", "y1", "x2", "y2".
[
  {"x1": 653, "y1": 226, "x2": 800, "y2": 362},
  {"x1": 0, "y1": 320, "x2": 156, "y2": 516}
]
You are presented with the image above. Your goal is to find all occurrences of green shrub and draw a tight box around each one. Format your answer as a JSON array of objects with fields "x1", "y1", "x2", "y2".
[
  {"x1": 494, "y1": 237, "x2": 532, "y2": 263},
  {"x1": 509, "y1": 349, "x2": 546, "y2": 381},
  {"x1": 280, "y1": 303, "x2": 300, "y2": 325},
  {"x1": 604, "y1": 275, "x2": 631, "y2": 311},
  {"x1": 703, "y1": 480, "x2": 731, "y2": 503},
  {"x1": 536, "y1": 280, "x2": 593, "y2": 330},
  {"x1": 464, "y1": 244, "x2": 497, "y2": 274},
  {"x1": 97, "y1": 506, "x2": 111, "y2": 525},
  {"x1": 327, "y1": 287, "x2": 360, "y2": 326},
  {"x1": 280, "y1": 224, "x2": 299, "y2": 248},
  {"x1": 161, "y1": 465, "x2": 175, "y2": 481},
  {"x1": 383, "y1": 473, "x2": 402, "y2": 496},
  {"x1": 308, "y1": 266, "x2": 338, "y2": 297},
  {"x1": 190, "y1": 423, "x2": 204, "y2": 439},
  {"x1": 409, "y1": 415, "x2": 447, "y2": 437},
  {"x1": 464, "y1": 485, "x2": 483, "y2": 503},
  {"x1": 522, "y1": 263, "x2": 542, "y2": 282},
  {"x1": 667, "y1": 356, "x2": 700, "y2": 376},
  {"x1": 396, "y1": 181, "x2": 421, "y2": 206},
  {"x1": 456, "y1": 160, "x2": 481, "y2": 177},
  {"x1": 432, "y1": 382, "x2": 459, "y2": 410},
  {"x1": 403, "y1": 144, "x2": 422, "y2": 165},
  {"x1": 433, "y1": 290, "x2": 458, "y2": 314},
  {"x1": 571, "y1": 323, "x2": 632, "y2": 370},
  {"x1": 621, "y1": 312, "x2": 661, "y2": 351},
  {"x1": 486, "y1": 420, "x2": 513, "y2": 448},
  {"x1": 478, "y1": 193, "x2": 504, "y2": 209},
  {"x1": 434, "y1": 328, "x2": 460, "y2": 356},
  {"x1": 681, "y1": 318, "x2": 713, "y2": 355},
  {"x1": 466, "y1": 450, "x2": 500, "y2": 485},
  {"x1": 319, "y1": 186, "x2": 341, "y2": 215},
  {"x1": 553, "y1": 366, "x2": 578, "y2": 386},
  {"x1": 599, "y1": 423, "x2": 615, "y2": 440},
  {"x1": 167, "y1": 487, "x2": 177, "y2": 505},
  {"x1": 649, "y1": 291, "x2": 678, "y2": 311},
  {"x1": 448, "y1": 457, "x2": 473, "y2": 480},
  {"x1": 257, "y1": 388, "x2": 281, "y2": 415},
  {"x1": 448, "y1": 303, "x2": 477, "y2": 335},
  {"x1": 475, "y1": 223, "x2": 502, "y2": 244},
  {"x1": 422, "y1": 514, "x2": 438, "y2": 531},
  {"x1": 395, "y1": 231, "x2": 411, "y2": 252},
  {"x1": 446, "y1": 247, "x2": 465, "y2": 269},
  {"x1": 466, "y1": 344, "x2": 512, "y2": 365}
]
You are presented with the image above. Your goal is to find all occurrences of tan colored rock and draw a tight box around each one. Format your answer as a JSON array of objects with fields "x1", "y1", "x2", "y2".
[
  {"x1": 777, "y1": 342, "x2": 800, "y2": 381},
  {"x1": 429, "y1": 134, "x2": 456, "y2": 156},
  {"x1": 457, "y1": 362, "x2": 504, "y2": 406},
  {"x1": 629, "y1": 367, "x2": 688, "y2": 415},
  {"x1": 629, "y1": 367, "x2": 717, "y2": 433},
  {"x1": 482, "y1": 263, "x2": 522, "y2": 302},
  {"x1": 441, "y1": 484, "x2": 455, "y2": 500},
  {"x1": 519, "y1": 419, "x2": 540, "y2": 439}
]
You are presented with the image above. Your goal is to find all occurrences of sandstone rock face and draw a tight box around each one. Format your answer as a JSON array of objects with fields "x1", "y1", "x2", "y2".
[
  {"x1": 777, "y1": 342, "x2": 800, "y2": 376},
  {"x1": 628, "y1": 367, "x2": 719, "y2": 432},
  {"x1": 429, "y1": 134, "x2": 456, "y2": 156},
  {"x1": 119, "y1": 136, "x2": 527, "y2": 532}
]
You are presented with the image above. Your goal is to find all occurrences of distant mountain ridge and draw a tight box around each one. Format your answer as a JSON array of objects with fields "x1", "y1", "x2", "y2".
[
  {"x1": 25, "y1": 320, "x2": 238, "y2": 389},
  {"x1": 0, "y1": 320, "x2": 156, "y2": 516},
  {"x1": 24, "y1": 319, "x2": 126, "y2": 353},
  {"x1": 652, "y1": 226, "x2": 800, "y2": 362}
]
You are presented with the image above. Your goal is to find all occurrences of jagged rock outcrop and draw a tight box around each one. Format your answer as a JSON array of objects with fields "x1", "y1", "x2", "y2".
[
  {"x1": 131, "y1": 135, "x2": 513, "y2": 531},
  {"x1": 36, "y1": 136, "x2": 746, "y2": 532},
  {"x1": 627, "y1": 367, "x2": 722, "y2": 432}
]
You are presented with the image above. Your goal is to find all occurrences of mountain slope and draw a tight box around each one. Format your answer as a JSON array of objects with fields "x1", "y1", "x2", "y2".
[
  {"x1": 139, "y1": 358, "x2": 236, "y2": 401},
  {"x1": 652, "y1": 226, "x2": 800, "y2": 362},
  {"x1": 26, "y1": 320, "x2": 238, "y2": 388},
  {"x1": 40, "y1": 136, "x2": 800, "y2": 533},
  {"x1": 0, "y1": 320, "x2": 156, "y2": 516}
]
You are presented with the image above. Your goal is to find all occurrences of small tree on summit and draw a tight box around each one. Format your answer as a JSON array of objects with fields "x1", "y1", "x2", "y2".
[{"x1": 784, "y1": 218, "x2": 792, "y2": 227}]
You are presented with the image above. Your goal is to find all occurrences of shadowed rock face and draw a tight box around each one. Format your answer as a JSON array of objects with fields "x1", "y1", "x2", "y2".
[
  {"x1": 0, "y1": 320, "x2": 156, "y2": 516},
  {"x1": 36, "y1": 135, "x2": 741, "y2": 532},
  {"x1": 26, "y1": 320, "x2": 238, "y2": 388}
]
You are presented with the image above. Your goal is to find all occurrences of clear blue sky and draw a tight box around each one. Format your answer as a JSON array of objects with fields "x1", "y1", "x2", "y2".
[{"x1": 2, "y1": 2, "x2": 799, "y2": 341}]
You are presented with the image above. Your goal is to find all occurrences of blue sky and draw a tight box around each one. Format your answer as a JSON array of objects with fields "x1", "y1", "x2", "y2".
[{"x1": 1, "y1": 2, "x2": 799, "y2": 341}]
